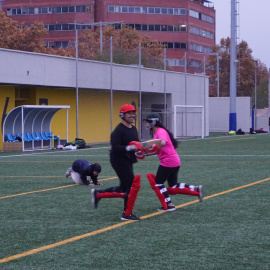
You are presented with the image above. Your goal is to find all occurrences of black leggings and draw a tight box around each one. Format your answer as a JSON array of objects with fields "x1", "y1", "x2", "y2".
[
  {"x1": 98, "y1": 161, "x2": 134, "y2": 195},
  {"x1": 155, "y1": 165, "x2": 180, "y2": 187}
]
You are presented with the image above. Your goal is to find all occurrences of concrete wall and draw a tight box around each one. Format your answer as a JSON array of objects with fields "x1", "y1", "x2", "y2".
[
  {"x1": 209, "y1": 97, "x2": 252, "y2": 133},
  {"x1": 0, "y1": 48, "x2": 209, "y2": 146}
]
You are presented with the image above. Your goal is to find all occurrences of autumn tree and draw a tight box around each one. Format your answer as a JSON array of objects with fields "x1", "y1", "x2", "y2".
[
  {"x1": 75, "y1": 25, "x2": 167, "y2": 69},
  {"x1": 0, "y1": 10, "x2": 47, "y2": 53},
  {"x1": 208, "y1": 37, "x2": 269, "y2": 108}
]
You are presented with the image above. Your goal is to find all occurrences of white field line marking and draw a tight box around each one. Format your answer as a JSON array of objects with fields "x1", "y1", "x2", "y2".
[{"x1": 0, "y1": 147, "x2": 110, "y2": 159}]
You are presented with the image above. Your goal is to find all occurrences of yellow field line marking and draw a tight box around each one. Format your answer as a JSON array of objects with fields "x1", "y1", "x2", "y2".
[
  {"x1": 0, "y1": 177, "x2": 269, "y2": 264},
  {"x1": 212, "y1": 137, "x2": 256, "y2": 143},
  {"x1": 0, "y1": 177, "x2": 118, "y2": 200}
]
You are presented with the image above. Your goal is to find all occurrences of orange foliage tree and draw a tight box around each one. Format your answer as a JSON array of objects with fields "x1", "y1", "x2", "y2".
[
  {"x1": 207, "y1": 37, "x2": 269, "y2": 104},
  {"x1": 1, "y1": 10, "x2": 167, "y2": 69}
]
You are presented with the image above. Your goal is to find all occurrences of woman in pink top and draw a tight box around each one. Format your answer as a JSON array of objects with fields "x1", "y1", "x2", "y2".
[{"x1": 144, "y1": 113, "x2": 203, "y2": 211}]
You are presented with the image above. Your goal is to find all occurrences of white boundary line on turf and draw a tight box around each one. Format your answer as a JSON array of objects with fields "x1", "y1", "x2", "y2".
[{"x1": 0, "y1": 146, "x2": 110, "y2": 159}]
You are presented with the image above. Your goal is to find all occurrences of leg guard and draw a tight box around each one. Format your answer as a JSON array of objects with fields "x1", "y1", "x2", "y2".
[
  {"x1": 125, "y1": 175, "x2": 141, "y2": 216},
  {"x1": 147, "y1": 173, "x2": 169, "y2": 210},
  {"x1": 96, "y1": 192, "x2": 125, "y2": 199},
  {"x1": 167, "y1": 183, "x2": 199, "y2": 197}
]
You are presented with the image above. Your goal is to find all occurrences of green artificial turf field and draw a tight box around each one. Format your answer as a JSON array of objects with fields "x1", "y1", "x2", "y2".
[{"x1": 0, "y1": 134, "x2": 269, "y2": 269}]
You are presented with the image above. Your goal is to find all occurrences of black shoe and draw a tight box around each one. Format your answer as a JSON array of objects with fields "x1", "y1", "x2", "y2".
[
  {"x1": 158, "y1": 205, "x2": 175, "y2": 212},
  {"x1": 121, "y1": 212, "x2": 140, "y2": 221},
  {"x1": 197, "y1": 185, "x2": 203, "y2": 202},
  {"x1": 91, "y1": 189, "x2": 100, "y2": 209}
]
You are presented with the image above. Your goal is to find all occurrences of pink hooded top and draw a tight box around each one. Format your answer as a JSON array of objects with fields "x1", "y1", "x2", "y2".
[{"x1": 153, "y1": 127, "x2": 181, "y2": 167}]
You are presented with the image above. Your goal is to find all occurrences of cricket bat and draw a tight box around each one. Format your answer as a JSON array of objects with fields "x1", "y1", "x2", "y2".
[{"x1": 141, "y1": 139, "x2": 162, "y2": 150}]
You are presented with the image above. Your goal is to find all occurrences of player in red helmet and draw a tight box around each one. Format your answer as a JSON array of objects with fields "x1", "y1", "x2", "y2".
[{"x1": 91, "y1": 104, "x2": 142, "y2": 221}]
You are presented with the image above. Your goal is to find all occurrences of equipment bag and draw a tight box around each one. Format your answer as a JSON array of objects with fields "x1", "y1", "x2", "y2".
[{"x1": 64, "y1": 138, "x2": 86, "y2": 149}]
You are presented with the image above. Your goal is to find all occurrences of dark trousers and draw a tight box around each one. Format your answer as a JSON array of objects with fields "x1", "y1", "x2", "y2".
[
  {"x1": 155, "y1": 165, "x2": 180, "y2": 187},
  {"x1": 99, "y1": 161, "x2": 135, "y2": 210}
]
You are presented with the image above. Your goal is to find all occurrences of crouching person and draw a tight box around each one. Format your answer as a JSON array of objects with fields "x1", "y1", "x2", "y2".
[{"x1": 65, "y1": 159, "x2": 102, "y2": 186}]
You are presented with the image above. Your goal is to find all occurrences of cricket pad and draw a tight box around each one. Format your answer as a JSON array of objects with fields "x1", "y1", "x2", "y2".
[
  {"x1": 146, "y1": 173, "x2": 168, "y2": 210},
  {"x1": 125, "y1": 175, "x2": 141, "y2": 216}
]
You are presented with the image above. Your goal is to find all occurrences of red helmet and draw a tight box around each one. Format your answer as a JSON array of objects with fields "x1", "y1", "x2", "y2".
[
  {"x1": 119, "y1": 104, "x2": 136, "y2": 114},
  {"x1": 119, "y1": 104, "x2": 136, "y2": 119}
]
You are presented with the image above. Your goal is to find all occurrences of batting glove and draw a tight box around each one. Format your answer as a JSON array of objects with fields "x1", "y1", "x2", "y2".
[
  {"x1": 145, "y1": 144, "x2": 159, "y2": 153},
  {"x1": 126, "y1": 141, "x2": 143, "y2": 151},
  {"x1": 135, "y1": 150, "x2": 146, "y2": 159}
]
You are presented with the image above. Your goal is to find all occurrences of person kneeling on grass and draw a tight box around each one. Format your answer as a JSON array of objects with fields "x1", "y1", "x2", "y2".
[
  {"x1": 65, "y1": 159, "x2": 103, "y2": 186},
  {"x1": 144, "y1": 113, "x2": 203, "y2": 212}
]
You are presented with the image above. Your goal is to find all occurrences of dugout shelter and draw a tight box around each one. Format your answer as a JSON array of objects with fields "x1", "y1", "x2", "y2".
[{"x1": 2, "y1": 105, "x2": 70, "y2": 152}]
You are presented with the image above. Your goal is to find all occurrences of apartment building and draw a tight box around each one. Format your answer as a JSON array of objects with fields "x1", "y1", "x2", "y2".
[{"x1": 1, "y1": 0, "x2": 215, "y2": 72}]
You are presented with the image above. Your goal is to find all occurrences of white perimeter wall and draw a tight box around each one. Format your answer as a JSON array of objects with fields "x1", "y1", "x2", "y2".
[{"x1": 209, "y1": 97, "x2": 251, "y2": 132}]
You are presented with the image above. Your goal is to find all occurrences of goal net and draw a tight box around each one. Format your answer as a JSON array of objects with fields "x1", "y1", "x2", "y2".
[{"x1": 173, "y1": 105, "x2": 204, "y2": 139}]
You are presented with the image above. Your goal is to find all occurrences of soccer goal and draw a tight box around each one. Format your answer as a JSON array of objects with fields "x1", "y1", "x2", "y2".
[{"x1": 173, "y1": 105, "x2": 204, "y2": 139}]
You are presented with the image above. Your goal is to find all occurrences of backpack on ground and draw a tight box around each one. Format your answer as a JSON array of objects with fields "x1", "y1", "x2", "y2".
[{"x1": 64, "y1": 138, "x2": 86, "y2": 149}]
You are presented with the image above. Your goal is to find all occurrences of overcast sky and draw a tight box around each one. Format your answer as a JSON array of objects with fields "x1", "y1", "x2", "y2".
[{"x1": 211, "y1": 0, "x2": 270, "y2": 70}]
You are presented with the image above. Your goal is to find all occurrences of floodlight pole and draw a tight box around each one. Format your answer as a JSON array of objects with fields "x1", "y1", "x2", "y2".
[
  {"x1": 75, "y1": 28, "x2": 79, "y2": 138},
  {"x1": 184, "y1": 51, "x2": 187, "y2": 137},
  {"x1": 100, "y1": 21, "x2": 103, "y2": 52},
  {"x1": 203, "y1": 56, "x2": 206, "y2": 137},
  {"x1": 216, "y1": 54, "x2": 220, "y2": 97},
  {"x1": 139, "y1": 43, "x2": 142, "y2": 139},
  {"x1": 110, "y1": 36, "x2": 113, "y2": 133},
  {"x1": 229, "y1": 0, "x2": 237, "y2": 131},
  {"x1": 268, "y1": 68, "x2": 270, "y2": 108},
  {"x1": 254, "y1": 60, "x2": 258, "y2": 130},
  {"x1": 164, "y1": 48, "x2": 167, "y2": 126},
  {"x1": 184, "y1": 52, "x2": 187, "y2": 105}
]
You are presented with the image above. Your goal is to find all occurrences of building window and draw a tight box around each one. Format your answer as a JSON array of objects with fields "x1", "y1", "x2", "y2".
[
  {"x1": 28, "y1": 8, "x2": 34, "y2": 14},
  {"x1": 166, "y1": 58, "x2": 185, "y2": 67},
  {"x1": 7, "y1": 5, "x2": 92, "y2": 16},
  {"x1": 53, "y1": 6, "x2": 61, "y2": 13},
  {"x1": 142, "y1": 24, "x2": 148, "y2": 31},
  {"x1": 62, "y1": 24, "x2": 69, "y2": 30},
  {"x1": 135, "y1": 7, "x2": 141, "y2": 13},
  {"x1": 69, "y1": 6, "x2": 75, "y2": 13},
  {"x1": 189, "y1": 9, "x2": 199, "y2": 19},
  {"x1": 62, "y1": 6, "x2": 68, "y2": 13},
  {"x1": 108, "y1": 5, "x2": 114, "y2": 12},
  {"x1": 55, "y1": 24, "x2": 61, "y2": 31},
  {"x1": 180, "y1": 8, "x2": 186, "y2": 15},
  {"x1": 135, "y1": 24, "x2": 141, "y2": 30},
  {"x1": 149, "y1": 7, "x2": 155, "y2": 14},
  {"x1": 107, "y1": 5, "x2": 186, "y2": 16},
  {"x1": 167, "y1": 42, "x2": 174, "y2": 49},
  {"x1": 154, "y1": 25, "x2": 160, "y2": 31},
  {"x1": 190, "y1": 60, "x2": 201, "y2": 67},
  {"x1": 69, "y1": 24, "x2": 75, "y2": 30},
  {"x1": 190, "y1": 26, "x2": 214, "y2": 39},
  {"x1": 155, "y1": 8, "x2": 161, "y2": 14},
  {"x1": 163, "y1": 42, "x2": 187, "y2": 49},
  {"x1": 122, "y1": 23, "x2": 187, "y2": 33},
  {"x1": 168, "y1": 25, "x2": 173, "y2": 31},
  {"x1": 149, "y1": 25, "x2": 155, "y2": 31},
  {"x1": 161, "y1": 25, "x2": 167, "y2": 31},
  {"x1": 129, "y1": 6, "x2": 134, "y2": 13},
  {"x1": 189, "y1": 9, "x2": 214, "y2": 24}
]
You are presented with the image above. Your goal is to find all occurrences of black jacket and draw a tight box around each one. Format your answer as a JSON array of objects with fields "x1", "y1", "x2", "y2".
[
  {"x1": 110, "y1": 123, "x2": 139, "y2": 165},
  {"x1": 72, "y1": 159, "x2": 99, "y2": 185}
]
